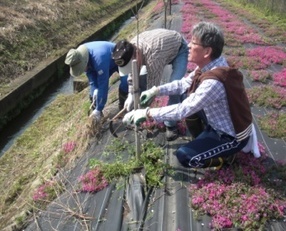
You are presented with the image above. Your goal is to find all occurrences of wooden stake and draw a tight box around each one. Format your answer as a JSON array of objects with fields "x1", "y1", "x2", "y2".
[{"x1": 132, "y1": 59, "x2": 141, "y2": 159}]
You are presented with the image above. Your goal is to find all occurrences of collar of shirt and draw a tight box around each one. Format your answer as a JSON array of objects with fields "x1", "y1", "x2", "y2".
[{"x1": 201, "y1": 56, "x2": 228, "y2": 73}]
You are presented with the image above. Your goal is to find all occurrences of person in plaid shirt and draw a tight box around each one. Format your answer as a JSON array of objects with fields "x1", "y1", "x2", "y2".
[{"x1": 112, "y1": 28, "x2": 189, "y2": 141}]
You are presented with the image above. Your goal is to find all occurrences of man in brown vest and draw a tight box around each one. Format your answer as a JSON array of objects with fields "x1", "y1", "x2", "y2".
[{"x1": 122, "y1": 22, "x2": 254, "y2": 169}]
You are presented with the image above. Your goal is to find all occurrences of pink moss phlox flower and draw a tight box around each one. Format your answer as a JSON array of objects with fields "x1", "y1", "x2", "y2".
[
  {"x1": 141, "y1": 119, "x2": 156, "y2": 131},
  {"x1": 150, "y1": 96, "x2": 169, "y2": 108},
  {"x1": 78, "y1": 167, "x2": 108, "y2": 193},
  {"x1": 153, "y1": 1, "x2": 164, "y2": 13},
  {"x1": 247, "y1": 46, "x2": 286, "y2": 67},
  {"x1": 156, "y1": 122, "x2": 165, "y2": 130},
  {"x1": 199, "y1": 0, "x2": 266, "y2": 45},
  {"x1": 247, "y1": 85, "x2": 286, "y2": 109},
  {"x1": 189, "y1": 147, "x2": 286, "y2": 230},
  {"x1": 177, "y1": 121, "x2": 186, "y2": 135},
  {"x1": 191, "y1": 179, "x2": 285, "y2": 230},
  {"x1": 140, "y1": 96, "x2": 169, "y2": 131},
  {"x1": 248, "y1": 70, "x2": 272, "y2": 83},
  {"x1": 192, "y1": 195, "x2": 205, "y2": 206},
  {"x1": 273, "y1": 68, "x2": 286, "y2": 87},
  {"x1": 258, "y1": 142, "x2": 266, "y2": 156},
  {"x1": 180, "y1": 0, "x2": 199, "y2": 40},
  {"x1": 225, "y1": 56, "x2": 244, "y2": 68},
  {"x1": 212, "y1": 215, "x2": 233, "y2": 229},
  {"x1": 187, "y1": 62, "x2": 197, "y2": 72},
  {"x1": 63, "y1": 141, "x2": 76, "y2": 153},
  {"x1": 33, "y1": 185, "x2": 48, "y2": 201},
  {"x1": 32, "y1": 180, "x2": 56, "y2": 201}
]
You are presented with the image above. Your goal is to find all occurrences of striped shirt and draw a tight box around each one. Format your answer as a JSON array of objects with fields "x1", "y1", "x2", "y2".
[
  {"x1": 150, "y1": 56, "x2": 237, "y2": 137},
  {"x1": 131, "y1": 29, "x2": 183, "y2": 88}
]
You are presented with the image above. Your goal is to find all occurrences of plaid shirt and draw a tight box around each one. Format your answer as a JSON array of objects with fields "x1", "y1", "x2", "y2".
[
  {"x1": 150, "y1": 56, "x2": 237, "y2": 137},
  {"x1": 131, "y1": 29, "x2": 183, "y2": 88}
]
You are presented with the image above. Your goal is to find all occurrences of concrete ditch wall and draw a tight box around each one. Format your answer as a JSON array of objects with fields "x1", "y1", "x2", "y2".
[{"x1": 0, "y1": 1, "x2": 146, "y2": 130}]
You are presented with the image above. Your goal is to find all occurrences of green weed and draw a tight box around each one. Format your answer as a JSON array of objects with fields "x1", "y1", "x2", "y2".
[
  {"x1": 258, "y1": 112, "x2": 286, "y2": 139},
  {"x1": 88, "y1": 140, "x2": 169, "y2": 188}
]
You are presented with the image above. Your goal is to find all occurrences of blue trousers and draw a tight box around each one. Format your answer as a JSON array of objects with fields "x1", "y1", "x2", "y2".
[
  {"x1": 176, "y1": 125, "x2": 249, "y2": 168},
  {"x1": 164, "y1": 38, "x2": 189, "y2": 127},
  {"x1": 119, "y1": 75, "x2": 128, "y2": 93}
]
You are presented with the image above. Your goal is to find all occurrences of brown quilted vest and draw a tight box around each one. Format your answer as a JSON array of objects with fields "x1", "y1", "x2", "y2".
[{"x1": 189, "y1": 67, "x2": 252, "y2": 135}]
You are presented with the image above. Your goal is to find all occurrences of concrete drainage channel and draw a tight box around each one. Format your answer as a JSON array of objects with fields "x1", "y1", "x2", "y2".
[
  {"x1": 0, "y1": 76, "x2": 74, "y2": 157},
  {"x1": 0, "y1": 1, "x2": 145, "y2": 157}
]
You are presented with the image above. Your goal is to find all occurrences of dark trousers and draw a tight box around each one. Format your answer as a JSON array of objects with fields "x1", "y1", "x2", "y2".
[{"x1": 176, "y1": 125, "x2": 249, "y2": 168}]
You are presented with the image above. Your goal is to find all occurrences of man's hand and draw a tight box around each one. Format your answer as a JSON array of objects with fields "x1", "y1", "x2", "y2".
[
  {"x1": 89, "y1": 109, "x2": 102, "y2": 122},
  {"x1": 140, "y1": 86, "x2": 159, "y2": 108},
  {"x1": 122, "y1": 110, "x2": 134, "y2": 126},
  {"x1": 133, "y1": 108, "x2": 149, "y2": 126},
  {"x1": 123, "y1": 108, "x2": 149, "y2": 126},
  {"x1": 124, "y1": 93, "x2": 134, "y2": 111}
]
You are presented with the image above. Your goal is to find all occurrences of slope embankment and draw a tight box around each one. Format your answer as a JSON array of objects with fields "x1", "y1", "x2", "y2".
[{"x1": 0, "y1": 0, "x2": 146, "y2": 131}]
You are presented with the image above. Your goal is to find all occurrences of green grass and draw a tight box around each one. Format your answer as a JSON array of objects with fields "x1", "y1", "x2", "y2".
[
  {"x1": 0, "y1": 0, "x2": 136, "y2": 86},
  {"x1": 0, "y1": 90, "x2": 90, "y2": 229}
]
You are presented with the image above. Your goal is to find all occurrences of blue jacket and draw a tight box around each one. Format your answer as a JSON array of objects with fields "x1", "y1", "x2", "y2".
[{"x1": 85, "y1": 41, "x2": 118, "y2": 111}]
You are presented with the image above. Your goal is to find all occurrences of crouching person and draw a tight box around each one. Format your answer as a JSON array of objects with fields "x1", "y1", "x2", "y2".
[
  {"x1": 65, "y1": 41, "x2": 128, "y2": 122},
  {"x1": 122, "y1": 21, "x2": 258, "y2": 169}
]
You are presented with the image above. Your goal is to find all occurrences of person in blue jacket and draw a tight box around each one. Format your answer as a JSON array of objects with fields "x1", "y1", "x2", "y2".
[{"x1": 65, "y1": 41, "x2": 128, "y2": 122}]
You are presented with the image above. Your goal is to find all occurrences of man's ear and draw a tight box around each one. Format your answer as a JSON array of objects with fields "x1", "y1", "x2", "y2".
[{"x1": 203, "y1": 47, "x2": 212, "y2": 59}]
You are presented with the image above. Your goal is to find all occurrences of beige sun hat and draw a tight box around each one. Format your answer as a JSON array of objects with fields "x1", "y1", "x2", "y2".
[{"x1": 65, "y1": 44, "x2": 89, "y2": 77}]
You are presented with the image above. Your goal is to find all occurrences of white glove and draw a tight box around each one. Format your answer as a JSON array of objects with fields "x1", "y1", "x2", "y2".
[
  {"x1": 140, "y1": 65, "x2": 147, "y2": 75},
  {"x1": 124, "y1": 93, "x2": 134, "y2": 112},
  {"x1": 122, "y1": 110, "x2": 135, "y2": 126},
  {"x1": 89, "y1": 109, "x2": 102, "y2": 122},
  {"x1": 122, "y1": 108, "x2": 149, "y2": 126},
  {"x1": 133, "y1": 108, "x2": 149, "y2": 126},
  {"x1": 140, "y1": 86, "x2": 159, "y2": 108},
  {"x1": 93, "y1": 89, "x2": 98, "y2": 102}
]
